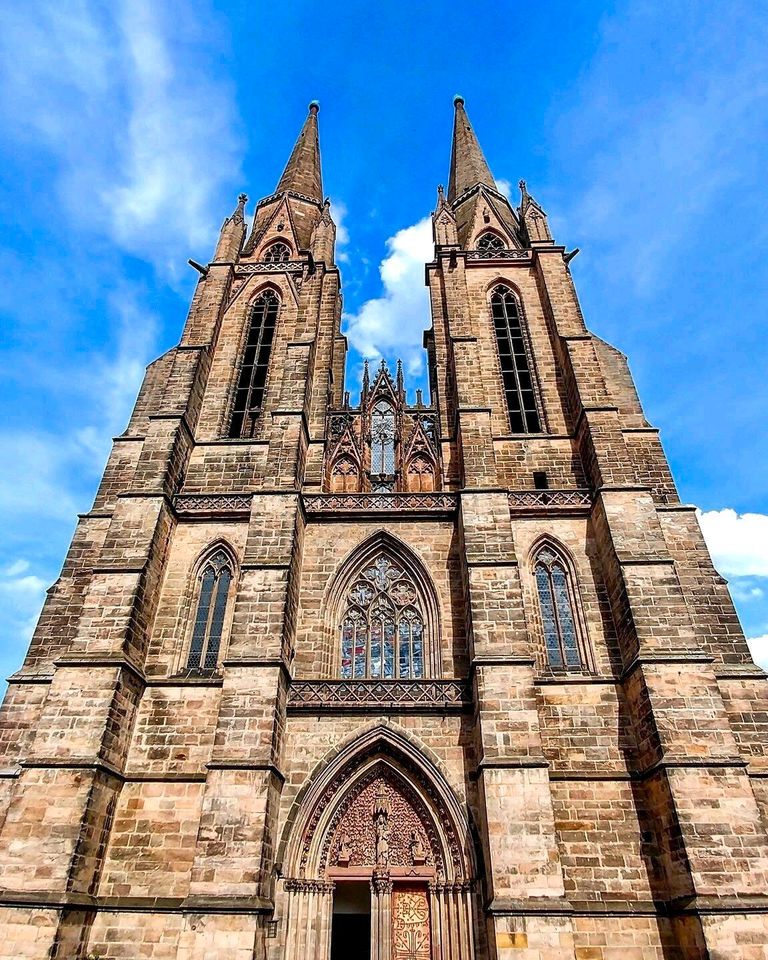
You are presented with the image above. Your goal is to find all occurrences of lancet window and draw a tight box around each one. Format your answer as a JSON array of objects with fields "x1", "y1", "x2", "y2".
[
  {"x1": 263, "y1": 240, "x2": 291, "y2": 263},
  {"x1": 229, "y1": 290, "x2": 279, "y2": 438},
  {"x1": 490, "y1": 284, "x2": 541, "y2": 433},
  {"x1": 370, "y1": 399, "x2": 396, "y2": 489},
  {"x1": 187, "y1": 549, "x2": 233, "y2": 670},
  {"x1": 534, "y1": 545, "x2": 584, "y2": 671},
  {"x1": 340, "y1": 555, "x2": 425, "y2": 680},
  {"x1": 477, "y1": 232, "x2": 505, "y2": 251}
]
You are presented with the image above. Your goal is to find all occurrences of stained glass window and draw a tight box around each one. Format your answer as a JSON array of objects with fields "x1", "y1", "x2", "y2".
[
  {"x1": 229, "y1": 290, "x2": 279, "y2": 438},
  {"x1": 339, "y1": 554, "x2": 425, "y2": 680},
  {"x1": 263, "y1": 241, "x2": 290, "y2": 263},
  {"x1": 490, "y1": 284, "x2": 541, "y2": 434},
  {"x1": 534, "y1": 546, "x2": 582, "y2": 670},
  {"x1": 477, "y1": 232, "x2": 505, "y2": 251},
  {"x1": 187, "y1": 549, "x2": 232, "y2": 670}
]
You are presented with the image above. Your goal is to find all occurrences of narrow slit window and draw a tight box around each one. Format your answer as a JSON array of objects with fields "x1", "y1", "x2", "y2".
[
  {"x1": 187, "y1": 550, "x2": 233, "y2": 670},
  {"x1": 229, "y1": 290, "x2": 279, "y2": 438},
  {"x1": 490, "y1": 285, "x2": 541, "y2": 433},
  {"x1": 534, "y1": 546, "x2": 583, "y2": 671}
]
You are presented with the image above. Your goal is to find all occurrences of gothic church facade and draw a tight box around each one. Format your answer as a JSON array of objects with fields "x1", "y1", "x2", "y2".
[{"x1": 0, "y1": 98, "x2": 767, "y2": 959}]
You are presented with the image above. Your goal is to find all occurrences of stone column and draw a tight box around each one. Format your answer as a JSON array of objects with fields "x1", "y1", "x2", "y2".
[
  {"x1": 371, "y1": 872, "x2": 393, "y2": 960},
  {"x1": 283, "y1": 879, "x2": 334, "y2": 960}
]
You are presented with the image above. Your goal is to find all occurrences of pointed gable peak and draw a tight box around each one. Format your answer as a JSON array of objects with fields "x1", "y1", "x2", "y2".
[
  {"x1": 275, "y1": 101, "x2": 323, "y2": 202},
  {"x1": 448, "y1": 95, "x2": 497, "y2": 203}
]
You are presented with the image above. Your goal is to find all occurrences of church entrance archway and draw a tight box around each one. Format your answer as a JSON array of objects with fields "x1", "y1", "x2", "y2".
[{"x1": 278, "y1": 728, "x2": 476, "y2": 960}]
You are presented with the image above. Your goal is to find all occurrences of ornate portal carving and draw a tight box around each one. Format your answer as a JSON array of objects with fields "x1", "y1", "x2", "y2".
[{"x1": 325, "y1": 772, "x2": 434, "y2": 873}]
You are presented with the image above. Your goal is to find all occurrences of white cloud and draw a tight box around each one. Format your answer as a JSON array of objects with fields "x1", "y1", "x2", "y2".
[
  {"x1": 330, "y1": 199, "x2": 350, "y2": 263},
  {"x1": 496, "y1": 178, "x2": 513, "y2": 200},
  {"x1": 698, "y1": 509, "x2": 768, "y2": 578},
  {"x1": 0, "y1": 1, "x2": 241, "y2": 278},
  {"x1": 343, "y1": 216, "x2": 433, "y2": 375},
  {"x1": 746, "y1": 634, "x2": 768, "y2": 670}
]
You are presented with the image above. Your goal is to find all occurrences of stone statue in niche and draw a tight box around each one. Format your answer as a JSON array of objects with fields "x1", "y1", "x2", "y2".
[
  {"x1": 409, "y1": 831, "x2": 426, "y2": 865},
  {"x1": 373, "y1": 786, "x2": 391, "y2": 866},
  {"x1": 336, "y1": 832, "x2": 351, "y2": 866}
]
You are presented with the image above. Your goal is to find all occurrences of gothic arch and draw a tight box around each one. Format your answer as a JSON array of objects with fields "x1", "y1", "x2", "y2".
[
  {"x1": 279, "y1": 723, "x2": 475, "y2": 883},
  {"x1": 177, "y1": 539, "x2": 239, "y2": 672},
  {"x1": 323, "y1": 531, "x2": 441, "y2": 678},
  {"x1": 527, "y1": 535, "x2": 594, "y2": 673},
  {"x1": 260, "y1": 238, "x2": 293, "y2": 262}
]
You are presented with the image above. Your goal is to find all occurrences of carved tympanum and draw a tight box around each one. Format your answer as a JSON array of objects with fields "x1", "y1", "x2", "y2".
[{"x1": 326, "y1": 773, "x2": 434, "y2": 871}]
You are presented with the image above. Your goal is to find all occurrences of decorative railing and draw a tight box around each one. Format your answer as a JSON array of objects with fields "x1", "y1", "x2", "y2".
[
  {"x1": 288, "y1": 680, "x2": 471, "y2": 711},
  {"x1": 174, "y1": 494, "x2": 253, "y2": 517},
  {"x1": 302, "y1": 493, "x2": 458, "y2": 514},
  {"x1": 236, "y1": 261, "x2": 305, "y2": 275},
  {"x1": 508, "y1": 489, "x2": 592, "y2": 512},
  {"x1": 466, "y1": 249, "x2": 530, "y2": 260}
]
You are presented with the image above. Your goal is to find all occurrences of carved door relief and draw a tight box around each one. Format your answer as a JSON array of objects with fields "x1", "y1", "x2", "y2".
[{"x1": 392, "y1": 886, "x2": 430, "y2": 960}]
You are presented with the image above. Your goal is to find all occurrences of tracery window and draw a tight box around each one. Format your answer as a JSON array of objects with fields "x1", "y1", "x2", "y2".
[
  {"x1": 187, "y1": 549, "x2": 233, "y2": 670},
  {"x1": 370, "y1": 399, "x2": 396, "y2": 490},
  {"x1": 340, "y1": 555, "x2": 425, "y2": 680},
  {"x1": 490, "y1": 284, "x2": 541, "y2": 433},
  {"x1": 477, "y1": 232, "x2": 505, "y2": 251},
  {"x1": 534, "y1": 546, "x2": 583, "y2": 670},
  {"x1": 229, "y1": 290, "x2": 279, "y2": 438},
  {"x1": 263, "y1": 240, "x2": 290, "y2": 263},
  {"x1": 406, "y1": 455, "x2": 435, "y2": 493},
  {"x1": 331, "y1": 456, "x2": 359, "y2": 493}
]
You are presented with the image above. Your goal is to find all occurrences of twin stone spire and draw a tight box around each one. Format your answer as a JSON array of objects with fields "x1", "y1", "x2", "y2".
[{"x1": 215, "y1": 97, "x2": 545, "y2": 261}]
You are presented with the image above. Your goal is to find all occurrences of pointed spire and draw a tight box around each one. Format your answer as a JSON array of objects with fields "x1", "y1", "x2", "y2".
[
  {"x1": 275, "y1": 101, "x2": 323, "y2": 202},
  {"x1": 448, "y1": 95, "x2": 496, "y2": 203}
]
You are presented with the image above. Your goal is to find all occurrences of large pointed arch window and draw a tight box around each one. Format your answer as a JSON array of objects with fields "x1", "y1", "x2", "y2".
[
  {"x1": 340, "y1": 555, "x2": 425, "y2": 680},
  {"x1": 490, "y1": 284, "x2": 541, "y2": 433},
  {"x1": 229, "y1": 290, "x2": 279, "y2": 438},
  {"x1": 534, "y1": 545, "x2": 584, "y2": 671},
  {"x1": 187, "y1": 549, "x2": 233, "y2": 670}
]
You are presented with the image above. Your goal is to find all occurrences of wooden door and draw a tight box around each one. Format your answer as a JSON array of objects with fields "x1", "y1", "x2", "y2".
[{"x1": 392, "y1": 886, "x2": 430, "y2": 960}]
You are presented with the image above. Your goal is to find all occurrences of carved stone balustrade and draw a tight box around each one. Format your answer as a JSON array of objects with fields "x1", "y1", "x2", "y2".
[
  {"x1": 302, "y1": 493, "x2": 458, "y2": 516},
  {"x1": 507, "y1": 489, "x2": 592, "y2": 516},
  {"x1": 287, "y1": 679, "x2": 472, "y2": 713}
]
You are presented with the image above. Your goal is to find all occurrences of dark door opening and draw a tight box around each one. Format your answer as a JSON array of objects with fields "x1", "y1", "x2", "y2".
[{"x1": 331, "y1": 881, "x2": 371, "y2": 960}]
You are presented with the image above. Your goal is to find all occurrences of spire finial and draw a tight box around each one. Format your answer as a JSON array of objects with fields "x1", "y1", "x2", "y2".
[
  {"x1": 453, "y1": 94, "x2": 465, "y2": 107},
  {"x1": 309, "y1": 100, "x2": 320, "y2": 115}
]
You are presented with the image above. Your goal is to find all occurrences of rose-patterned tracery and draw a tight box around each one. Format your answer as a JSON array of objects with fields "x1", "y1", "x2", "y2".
[{"x1": 340, "y1": 555, "x2": 425, "y2": 679}]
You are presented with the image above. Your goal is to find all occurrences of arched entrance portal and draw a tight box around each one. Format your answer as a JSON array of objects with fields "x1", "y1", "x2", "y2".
[{"x1": 278, "y1": 728, "x2": 476, "y2": 960}]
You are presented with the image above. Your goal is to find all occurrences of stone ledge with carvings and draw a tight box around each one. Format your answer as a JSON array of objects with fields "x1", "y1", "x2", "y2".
[
  {"x1": 508, "y1": 489, "x2": 592, "y2": 513},
  {"x1": 302, "y1": 492, "x2": 459, "y2": 514},
  {"x1": 288, "y1": 679, "x2": 472, "y2": 712},
  {"x1": 173, "y1": 493, "x2": 253, "y2": 517},
  {"x1": 235, "y1": 260, "x2": 306, "y2": 275},
  {"x1": 466, "y1": 248, "x2": 531, "y2": 260}
]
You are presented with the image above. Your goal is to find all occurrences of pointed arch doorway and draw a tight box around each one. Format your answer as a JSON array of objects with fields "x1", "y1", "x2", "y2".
[{"x1": 278, "y1": 728, "x2": 476, "y2": 960}]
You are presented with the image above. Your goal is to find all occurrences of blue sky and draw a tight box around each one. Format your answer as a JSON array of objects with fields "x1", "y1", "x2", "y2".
[{"x1": 1, "y1": 1, "x2": 767, "y2": 681}]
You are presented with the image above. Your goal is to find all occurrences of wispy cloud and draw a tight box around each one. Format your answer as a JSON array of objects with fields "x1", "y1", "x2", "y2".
[
  {"x1": 343, "y1": 216, "x2": 433, "y2": 376},
  {"x1": 551, "y1": 3, "x2": 768, "y2": 294},
  {"x1": 0, "y1": 0, "x2": 242, "y2": 278}
]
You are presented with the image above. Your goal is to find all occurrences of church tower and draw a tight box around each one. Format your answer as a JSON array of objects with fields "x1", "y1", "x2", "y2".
[{"x1": 0, "y1": 98, "x2": 766, "y2": 959}]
